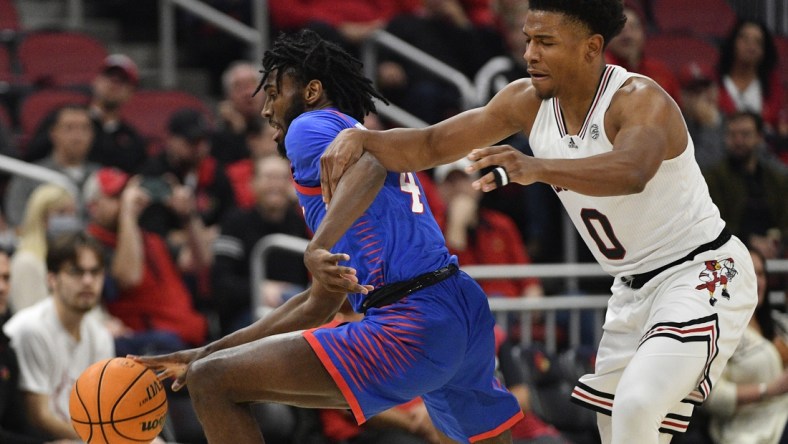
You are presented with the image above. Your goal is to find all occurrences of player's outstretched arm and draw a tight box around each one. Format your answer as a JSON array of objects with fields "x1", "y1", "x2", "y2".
[
  {"x1": 132, "y1": 281, "x2": 345, "y2": 390},
  {"x1": 306, "y1": 152, "x2": 384, "y2": 294}
]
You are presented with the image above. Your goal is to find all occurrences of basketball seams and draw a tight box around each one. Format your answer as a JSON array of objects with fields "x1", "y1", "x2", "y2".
[
  {"x1": 96, "y1": 358, "x2": 113, "y2": 444},
  {"x1": 70, "y1": 358, "x2": 168, "y2": 443}
]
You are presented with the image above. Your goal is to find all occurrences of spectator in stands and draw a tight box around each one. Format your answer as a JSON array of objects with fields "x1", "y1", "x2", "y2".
[
  {"x1": 704, "y1": 248, "x2": 788, "y2": 444},
  {"x1": 703, "y1": 112, "x2": 788, "y2": 261},
  {"x1": 717, "y1": 20, "x2": 784, "y2": 133},
  {"x1": 604, "y1": 5, "x2": 681, "y2": 103},
  {"x1": 212, "y1": 61, "x2": 266, "y2": 165},
  {"x1": 138, "y1": 109, "x2": 235, "y2": 261},
  {"x1": 4, "y1": 104, "x2": 98, "y2": 227},
  {"x1": 0, "y1": 247, "x2": 42, "y2": 444},
  {"x1": 212, "y1": 155, "x2": 309, "y2": 335},
  {"x1": 8, "y1": 184, "x2": 78, "y2": 312},
  {"x1": 678, "y1": 61, "x2": 726, "y2": 171},
  {"x1": 84, "y1": 168, "x2": 208, "y2": 355},
  {"x1": 85, "y1": 168, "x2": 207, "y2": 355},
  {"x1": 3, "y1": 232, "x2": 114, "y2": 441},
  {"x1": 378, "y1": 0, "x2": 505, "y2": 123},
  {"x1": 225, "y1": 120, "x2": 279, "y2": 209},
  {"x1": 433, "y1": 158, "x2": 543, "y2": 298},
  {"x1": 268, "y1": 0, "x2": 421, "y2": 55},
  {"x1": 25, "y1": 54, "x2": 147, "y2": 173}
]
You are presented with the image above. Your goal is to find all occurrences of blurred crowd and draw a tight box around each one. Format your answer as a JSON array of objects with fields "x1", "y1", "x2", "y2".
[{"x1": 0, "y1": 0, "x2": 786, "y2": 443}]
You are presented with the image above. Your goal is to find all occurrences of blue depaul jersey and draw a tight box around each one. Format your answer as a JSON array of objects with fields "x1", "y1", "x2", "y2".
[{"x1": 285, "y1": 109, "x2": 455, "y2": 311}]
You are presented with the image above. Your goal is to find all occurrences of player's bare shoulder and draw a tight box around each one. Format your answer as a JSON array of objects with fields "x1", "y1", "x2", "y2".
[
  {"x1": 610, "y1": 76, "x2": 676, "y2": 114},
  {"x1": 487, "y1": 78, "x2": 541, "y2": 131}
]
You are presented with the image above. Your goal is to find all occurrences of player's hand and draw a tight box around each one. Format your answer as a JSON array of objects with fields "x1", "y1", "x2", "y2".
[
  {"x1": 129, "y1": 347, "x2": 208, "y2": 392},
  {"x1": 466, "y1": 145, "x2": 536, "y2": 192},
  {"x1": 304, "y1": 246, "x2": 373, "y2": 295},
  {"x1": 320, "y1": 128, "x2": 366, "y2": 204}
]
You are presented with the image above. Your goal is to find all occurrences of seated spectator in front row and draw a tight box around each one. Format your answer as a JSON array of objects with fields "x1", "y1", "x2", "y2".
[
  {"x1": 84, "y1": 168, "x2": 208, "y2": 355},
  {"x1": 213, "y1": 155, "x2": 309, "y2": 334},
  {"x1": 8, "y1": 184, "x2": 79, "y2": 313},
  {"x1": 4, "y1": 104, "x2": 99, "y2": 227},
  {"x1": 703, "y1": 111, "x2": 788, "y2": 260},
  {"x1": 3, "y1": 233, "x2": 114, "y2": 441},
  {"x1": 212, "y1": 61, "x2": 266, "y2": 165},
  {"x1": 704, "y1": 248, "x2": 788, "y2": 444},
  {"x1": 25, "y1": 54, "x2": 147, "y2": 174}
]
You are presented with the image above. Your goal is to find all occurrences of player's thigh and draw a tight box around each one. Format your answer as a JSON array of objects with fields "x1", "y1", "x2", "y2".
[{"x1": 187, "y1": 331, "x2": 347, "y2": 408}]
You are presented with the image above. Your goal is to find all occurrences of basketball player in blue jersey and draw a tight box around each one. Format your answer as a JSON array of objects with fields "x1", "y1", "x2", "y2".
[
  {"x1": 133, "y1": 30, "x2": 522, "y2": 444},
  {"x1": 320, "y1": 1, "x2": 758, "y2": 444}
]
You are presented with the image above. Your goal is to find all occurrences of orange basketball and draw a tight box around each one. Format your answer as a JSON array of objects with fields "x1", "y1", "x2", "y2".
[{"x1": 69, "y1": 357, "x2": 168, "y2": 443}]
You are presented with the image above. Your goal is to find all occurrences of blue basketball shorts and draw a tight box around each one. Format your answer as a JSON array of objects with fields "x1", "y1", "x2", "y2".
[{"x1": 303, "y1": 271, "x2": 523, "y2": 443}]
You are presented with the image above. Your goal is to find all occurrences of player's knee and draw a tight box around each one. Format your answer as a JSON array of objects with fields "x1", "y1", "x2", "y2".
[
  {"x1": 186, "y1": 356, "x2": 223, "y2": 398},
  {"x1": 612, "y1": 390, "x2": 659, "y2": 425}
]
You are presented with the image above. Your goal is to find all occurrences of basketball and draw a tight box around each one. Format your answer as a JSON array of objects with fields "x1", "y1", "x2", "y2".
[{"x1": 69, "y1": 357, "x2": 168, "y2": 443}]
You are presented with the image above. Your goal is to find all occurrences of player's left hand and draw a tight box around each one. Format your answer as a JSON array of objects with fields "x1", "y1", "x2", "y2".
[
  {"x1": 466, "y1": 145, "x2": 536, "y2": 192},
  {"x1": 129, "y1": 347, "x2": 208, "y2": 392},
  {"x1": 320, "y1": 128, "x2": 366, "y2": 204},
  {"x1": 304, "y1": 246, "x2": 374, "y2": 295}
]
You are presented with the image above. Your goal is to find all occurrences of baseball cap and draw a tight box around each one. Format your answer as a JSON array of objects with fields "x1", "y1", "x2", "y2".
[
  {"x1": 96, "y1": 168, "x2": 130, "y2": 197},
  {"x1": 167, "y1": 108, "x2": 211, "y2": 143},
  {"x1": 678, "y1": 61, "x2": 714, "y2": 91},
  {"x1": 101, "y1": 54, "x2": 139, "y2": 86},
  {"x1": 433, "y1": 158, "x2": 478, "y2": 184}
]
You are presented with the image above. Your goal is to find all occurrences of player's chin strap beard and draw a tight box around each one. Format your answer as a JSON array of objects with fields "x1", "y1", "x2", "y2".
[{"x1": 492, "y1": 166, "x2": 509, "y2": 187}]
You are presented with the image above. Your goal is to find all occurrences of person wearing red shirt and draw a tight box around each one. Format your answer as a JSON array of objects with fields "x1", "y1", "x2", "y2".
[
  {"x1": 432, "y1": 159, "x2": 542, "y2": 298},
  {"x1": 604, "y1": 6, "x2": 681, "y2": 104},
  {"x1": 84, "y1": 168, "x2": 208, "y2": 354}
]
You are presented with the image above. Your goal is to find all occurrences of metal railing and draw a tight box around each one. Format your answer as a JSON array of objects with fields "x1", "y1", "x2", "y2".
[
  {"x1": 158, "y1": 0, "x2": 268, "y2": 88},
  {"x1": 249, "y1": 233, "x2": 788, "y2": 354},
  {"x1": 0, "y1": 154, "x2": 79, "y2": 197},
  {"x1": 362, "y1": 30, "x2": 480, "y2": 112}
]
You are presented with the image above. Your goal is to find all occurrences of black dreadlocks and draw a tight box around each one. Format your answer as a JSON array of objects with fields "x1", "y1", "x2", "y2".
[{"x1": 256, "y1": 29, "x2": 387, "y2": 122}]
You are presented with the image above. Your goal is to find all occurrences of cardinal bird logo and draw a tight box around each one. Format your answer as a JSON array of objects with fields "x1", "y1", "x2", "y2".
[{"x1": 695, "y1": 258, "x2": 737, "y2": 306}]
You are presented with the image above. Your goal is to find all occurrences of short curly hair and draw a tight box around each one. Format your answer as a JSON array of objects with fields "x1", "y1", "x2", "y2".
[{"x1": 529, "y1": 0, "x2": 626, "y2": 45}]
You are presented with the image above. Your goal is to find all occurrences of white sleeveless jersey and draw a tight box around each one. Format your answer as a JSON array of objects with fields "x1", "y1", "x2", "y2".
[{"x1": 528, "y1": 65, "x2": 725, "y2": 277}]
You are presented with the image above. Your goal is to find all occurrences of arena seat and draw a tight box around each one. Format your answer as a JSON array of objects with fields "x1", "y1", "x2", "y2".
[
  {"x1": 18, "y1": 31, "x2": 108, "y2": 87},
  {"x1": 0, "y1": 0, "x2": 20, "y2": 36},
  {"x1": 644, "y1": 33, "x2": 719, "y2": 78},
  {"x1": 651, "y1": 0, "x2": 737, "y2": 41},
  {"x1": 0, "y1": 44, "x2": 11, "y2": 83},
  {"x1": 18, "y1": 89, "x2": 90, "y2": 149},
  {"x1": 119, "y1": 89, "x2": 211, "y2": 154},
  {"x1": 774, "y1": 36, "x2": 788, "y2": 85}
]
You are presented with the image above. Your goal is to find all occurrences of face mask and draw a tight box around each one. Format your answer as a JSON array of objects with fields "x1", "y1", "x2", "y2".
[{"x1": 47, "y1": 214, "x2": 83, "y2": 238}]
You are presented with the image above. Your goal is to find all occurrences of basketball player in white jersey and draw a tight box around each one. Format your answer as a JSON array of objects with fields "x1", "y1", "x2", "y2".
[{"x1": 318, "y1": 1, "x2": 757, "y2": 443}]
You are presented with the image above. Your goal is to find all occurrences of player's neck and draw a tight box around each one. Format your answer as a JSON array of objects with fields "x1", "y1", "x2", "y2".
[{"x1": 556, "y1": 65, "x2": 606, "y2": 129}]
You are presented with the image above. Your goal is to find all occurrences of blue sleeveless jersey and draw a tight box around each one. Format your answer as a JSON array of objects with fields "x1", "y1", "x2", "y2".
[{"x1": 285, "y1": 109, "x2": 455, "y2": 312}]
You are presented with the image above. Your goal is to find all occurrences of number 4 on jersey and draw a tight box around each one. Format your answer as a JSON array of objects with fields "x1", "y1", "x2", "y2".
[{"x1": 399, "y1": 173, "x2": 424, "y2": 213}]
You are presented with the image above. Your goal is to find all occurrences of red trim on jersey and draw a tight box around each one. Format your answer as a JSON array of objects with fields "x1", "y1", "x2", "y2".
[
  {"x1": 469, "y1": 410, "x2": 525, "y2": 442},
  {"x1": 292, "y1": 180, "x2": 323, "y2": 196},
  {"x1": 303, "y1": 329, "x2": 367, "y2": 423}
]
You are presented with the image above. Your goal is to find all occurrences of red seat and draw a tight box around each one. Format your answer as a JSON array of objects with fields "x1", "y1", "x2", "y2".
[
  {"x1": 651, "y1": 0, "x2": 737, "y2": 41},
  {"x1": 119, "y1": 90, "x2": 211, "y2": 154},
  {"x1": 774, "y1": 36, "x2": 788, "y2": 85},
  {"x1": 0, "y1": 102, "x2": 11, "y2": 129},
  {"x1": 19, "y1": 89, "x2": 90, "y2": 138},
  {"x1": 0, "y1": 44, "x2": 11, "y2": 83},
  {"x1": 0, "y1": 0, "x2": 20, "y2": 34},
  {"x1": 644, "y1": 34, "x2": 720, "y2": 78},
  {"x1": 18, "y1": 31, "x2": 108, "y2": 87}
]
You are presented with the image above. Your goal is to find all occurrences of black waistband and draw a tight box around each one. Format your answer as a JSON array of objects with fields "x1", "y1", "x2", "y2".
[
  {"x1": 360, "y1": 263, "x2": 458, "y2": 314},
  {"x1": 622, "y1": 228, "x2": 732, "y2": 289}
]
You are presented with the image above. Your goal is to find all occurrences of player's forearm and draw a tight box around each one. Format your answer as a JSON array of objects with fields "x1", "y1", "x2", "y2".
[
  {"x1": 205, "y1": 285, "x2": 343, "y2": 353},
  {"x1": 310, "y1": 152, "x2": 386, "y2": 251},
  {"x1": 534, "y1": 151, "x2": 656, "y2": 196}
]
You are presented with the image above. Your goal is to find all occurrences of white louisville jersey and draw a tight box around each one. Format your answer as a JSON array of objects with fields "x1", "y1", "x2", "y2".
[{"x1": 528, "y1": 64, "x2": 725, "y2": 277}]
